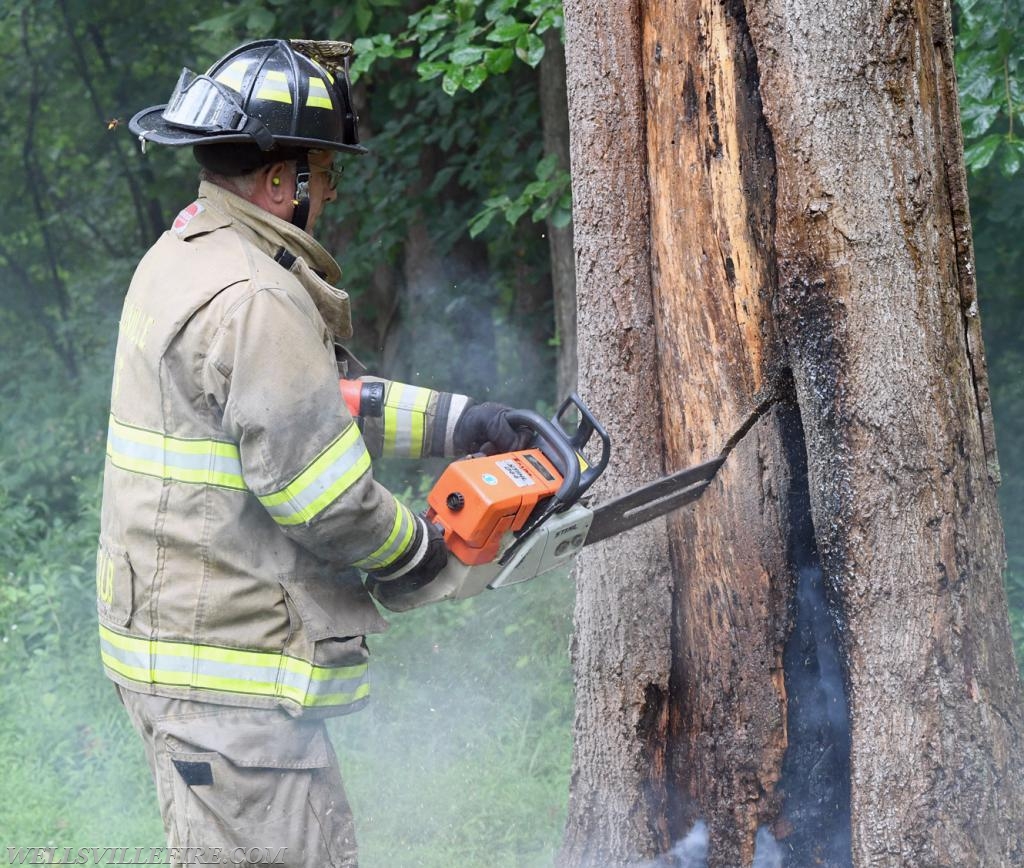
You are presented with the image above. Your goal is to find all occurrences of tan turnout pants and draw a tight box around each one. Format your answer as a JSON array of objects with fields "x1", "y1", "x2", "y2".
[{"x1": 118, "y1": 686, "x2": 359, "y2": 867}]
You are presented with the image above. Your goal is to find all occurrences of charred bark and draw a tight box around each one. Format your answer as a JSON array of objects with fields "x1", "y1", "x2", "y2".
[
  {"x1": 642, "y1": 2, "x2": 790, "y2": 862},
  {"x1": 746, "y1": 0, "x2": 1024, "y2": 862}
]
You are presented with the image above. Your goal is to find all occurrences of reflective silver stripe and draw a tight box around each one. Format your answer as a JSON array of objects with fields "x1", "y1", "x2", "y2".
[
  {"x1": 371, "y1": 516, "x2": 428, "y2": 580},
  {"x1": 108, "y1": 428, "x2": 244, "y2": 477},
  {"x1": 382, "y1": 383, "x2": 432, "y2": 458},
  {"x1": 393, "y1": 383, "x2": 414, "y2": 456},
  {"x1": 445, "y1": 394, "x2": 470, "y2": 456},
  {"x1": 106, "y1": 415, "x2": 246, "y2": 490},
  {"x1": 101, "y1": 634, "x2": 150, "y2": 672}
]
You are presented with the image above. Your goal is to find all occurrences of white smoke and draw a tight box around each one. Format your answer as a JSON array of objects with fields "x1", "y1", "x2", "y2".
[
  {"x1": 751, "y1": 827, "x2": 784, "y2": 868},
  {"x1": 670, "y1": 820, "x2": 709, "y2": 867},
  {"x1": 655, "y1": 821, "x2": 785, "y2": 868}
]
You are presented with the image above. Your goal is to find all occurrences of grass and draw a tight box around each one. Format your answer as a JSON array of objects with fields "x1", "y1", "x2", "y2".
[{"x1": 0, "y1": 555, "x2": 575, "y2": 867}]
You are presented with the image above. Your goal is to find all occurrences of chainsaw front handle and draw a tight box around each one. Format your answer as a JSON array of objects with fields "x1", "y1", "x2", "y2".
[{"x1": 503, "y1": 409, "x2": 582, "y2": 506}]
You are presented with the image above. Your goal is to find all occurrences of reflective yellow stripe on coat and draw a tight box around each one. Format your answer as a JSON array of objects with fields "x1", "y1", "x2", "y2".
[
  {"x1": 106, "y1": 415, "x2": 246, "y2": 490},
  {"x1": 257, "y1": 423, "x2": 371, "y2": 526},
  {"x1": 99, "y1": 626, "x2": 370, "y2": 709},
  {"x1": 351, "y1": 501, "x2": 417, "y2": 571}
]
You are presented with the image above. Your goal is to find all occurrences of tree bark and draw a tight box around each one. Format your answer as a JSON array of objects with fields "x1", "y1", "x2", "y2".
[
  {"x1": 558, "y1": 2, "x2": 675, "y2": 864},
  {"x1": 642, "y1": 1, "x2": 794, "y2": 862},
  {"x1": 561, "y1": 0, "x2": 1024, "y2": 865}
]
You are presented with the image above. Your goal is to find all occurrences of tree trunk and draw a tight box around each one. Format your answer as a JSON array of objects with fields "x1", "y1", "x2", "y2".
[
  {"x1": 561, "y1": 0, "x2": 1024, "y2": 865},
  {"x1": 558, "y1": 2, "x2": 675, "y2": 864}
]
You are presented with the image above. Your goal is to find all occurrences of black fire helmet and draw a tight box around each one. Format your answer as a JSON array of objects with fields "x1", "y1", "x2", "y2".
[{"x1": 129, "y1": 38, "x2": 366, "y2": 155}]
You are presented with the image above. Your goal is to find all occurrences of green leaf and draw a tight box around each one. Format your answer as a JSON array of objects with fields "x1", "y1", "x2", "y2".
[
  {"x1": 961, "y1": 100, "x2": 1002, "y2": 138},
  {"x1": 522, "y1": 179, "x2": 548, "y2": 198},
  {"x1": 485, "y1": 0, "x2": 519, "y2": 22},
  {"x1": 515, "y1": 32, "x2": 545, "y2": 67},
  {"x1": 536, "y1": 153, "x2": 559, "y2": 181},
  {"x1": 537, "y1": 8, "x2": 563, "y2": 34},
  {"x1": 469, "y1": 209, "x2": 497, "y2": 238},
  {"x1": 450, "y1": 46, "x2": 485, "y2": 66},
  {"x1": 356, "y1": 1, "x2": 372, "y2": 33},
  {"x1": 964, "y1": 133, "x2": 1003, "y2": 170},
  {"x1": 462, "y1": 64, "x2": 489, "y2": 92},
  {"x1": 417, "y1": 61, "x2": 450, "y2": 81},
  {"x1": 194, "y1": 11, "x2": 237, "y2": 33},
  {"x1": 420, "y1": 30, "x2": 447, "y2": 59},
  {"x1": 999, "y1": 139, "x2": 1024, "y2": 176},
  {"x1": 418, "y1": 10, "x2": 454, "y2": 33},
  {"x1": 550, "y1": 207, "x2": 573, "y2": 229},
  {"x1": 506, "y1": 199, "x2": 531, "y2": 224},
  {"x1": 485, "y1": 47, "x2": 515, "y2": 74},
  {"x1": 246, "y1": 7, "x2": 276, "y2": 32},
  {"x1": 442, "y1": 68, "x2": 464, "y2": 96},
  {"x1": 489, "y1": 19, "x2": 529, "y2": 42},
  {"x1": 532, "y1": 200, "x2": 553, "y2": 221},
  {"x1": 353, "y1": 37, "x2": 375, "y2": 55}
]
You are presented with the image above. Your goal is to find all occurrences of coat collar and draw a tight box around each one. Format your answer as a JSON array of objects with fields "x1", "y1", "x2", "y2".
[{"x1": 194, "y1": 181, "x2": 352, "y2": 340}]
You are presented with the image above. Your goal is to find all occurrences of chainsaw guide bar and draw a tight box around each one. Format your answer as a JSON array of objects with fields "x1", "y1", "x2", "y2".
[{"x1": 585, "y1": 457, "x2": 725, "y2": 545}]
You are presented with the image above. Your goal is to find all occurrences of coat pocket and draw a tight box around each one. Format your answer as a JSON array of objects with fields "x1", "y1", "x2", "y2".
[
  {"x1": 280, "y1": 568, "x2": 388, "y2": 659},
  {"x1": 95, "y1": 539, "x2": 134, "y2": 627},
  {"x1": 159, "y1": 710, "x2": 347, "y2": 860}
]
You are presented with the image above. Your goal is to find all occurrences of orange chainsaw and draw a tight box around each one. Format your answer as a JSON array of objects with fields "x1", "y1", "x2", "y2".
[{"x1": 342, "y1": 387, "x2": 723, "y2": 612}]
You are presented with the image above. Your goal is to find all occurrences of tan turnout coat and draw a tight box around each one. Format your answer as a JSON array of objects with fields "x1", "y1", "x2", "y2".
[{"x1": 97, "y1": 182, "x2": 466, "y2": 716}]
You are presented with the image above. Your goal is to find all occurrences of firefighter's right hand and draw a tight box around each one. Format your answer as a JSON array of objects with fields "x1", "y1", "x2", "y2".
[
  {"x1": 364, "y1": 516, "x2": 448, "y2": 603},
  {"x1": 454, "y1": 402, "x2": 533, "y2": 456}
]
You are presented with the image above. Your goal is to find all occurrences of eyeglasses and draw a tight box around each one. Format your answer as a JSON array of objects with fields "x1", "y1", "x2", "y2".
[{"x1": 312, "y1": 163, "x2": 344, "y2": 190}]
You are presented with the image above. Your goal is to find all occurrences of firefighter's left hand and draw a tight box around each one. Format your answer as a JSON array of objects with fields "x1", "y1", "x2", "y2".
[{"x1": 454, "y1": 402, "x2": 532, "y2": 455}]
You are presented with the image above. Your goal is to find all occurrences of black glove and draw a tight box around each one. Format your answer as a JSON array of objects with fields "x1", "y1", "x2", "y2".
[
  {"x1": 453, "y1": 402, "x2": 533, "y2": 455},
  {"x1": 365, "y1": 515, "x2": 448, "y2": 603}
]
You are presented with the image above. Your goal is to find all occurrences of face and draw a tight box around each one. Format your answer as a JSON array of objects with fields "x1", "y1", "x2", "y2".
[{"x1": 302, "y1": 149, "x2": 339, "y2": 234}]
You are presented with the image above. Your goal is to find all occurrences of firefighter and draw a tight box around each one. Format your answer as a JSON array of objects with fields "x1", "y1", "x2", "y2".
[{"x1": 100, "y1": 39, "x2": 526, "y2": 867}]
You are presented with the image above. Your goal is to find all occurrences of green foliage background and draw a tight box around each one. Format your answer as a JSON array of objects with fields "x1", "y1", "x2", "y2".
[{"x1": 0, "y1": 0, "x2": 1020, "y2": 864}]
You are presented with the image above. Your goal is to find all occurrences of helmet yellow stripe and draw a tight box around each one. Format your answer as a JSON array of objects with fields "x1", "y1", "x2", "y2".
[
  {"x1": 214, "y1": 59, "x2": 251, "y2": 92},
  {"x1": 307, "y1": 77, "x2": 333, "y2": 110}
]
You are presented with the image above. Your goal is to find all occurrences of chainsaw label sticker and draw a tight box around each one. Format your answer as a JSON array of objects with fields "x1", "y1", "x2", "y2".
[{"x1": 496, "y1": 458, "x2": 534, "y2": 488}]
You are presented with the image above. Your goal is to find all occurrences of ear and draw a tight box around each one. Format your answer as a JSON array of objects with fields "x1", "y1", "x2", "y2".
[
  {"x1": 261, "y1": 161, "x2": 292, "y2": 205},
  {"x1": 247, "y1": 161, "x2": 294, "y2": 221}
]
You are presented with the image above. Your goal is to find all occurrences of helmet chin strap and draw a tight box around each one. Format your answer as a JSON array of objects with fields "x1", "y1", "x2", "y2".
[{"x1": 290, "y1": 155, "x2": 312, "y2": 231}]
